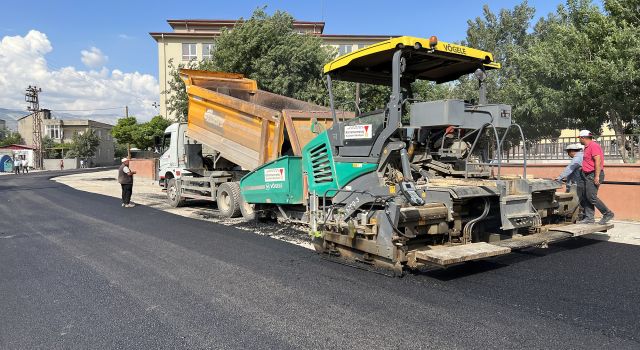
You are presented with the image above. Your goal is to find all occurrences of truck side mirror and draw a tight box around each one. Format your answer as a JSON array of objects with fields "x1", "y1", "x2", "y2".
[{"x1": 153, "y1": 135, "x2": 161, "y2": 146}]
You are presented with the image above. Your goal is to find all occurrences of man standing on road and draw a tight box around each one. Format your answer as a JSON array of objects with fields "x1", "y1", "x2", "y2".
[
  {"x1": 22, "y1": 158, "x2": 28, "y2": 174},
  {"x1": 13, "y1": 156, "x2": 20, "y2": 175},
  {"x1": 118, "y1": 157, "x2": 136, "y2": 208},
  {"x1": 577, "y1": 130, "x2": 614, "y2": 225}
]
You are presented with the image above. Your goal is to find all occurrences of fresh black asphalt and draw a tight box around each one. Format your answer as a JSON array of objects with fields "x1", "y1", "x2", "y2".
[{"x1": 1, "y1": 170, "x2": 639, "y2": 349}]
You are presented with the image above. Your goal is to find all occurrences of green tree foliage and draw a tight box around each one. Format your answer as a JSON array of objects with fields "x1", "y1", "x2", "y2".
[
  {"x1": 510, "y1": 0, "x2": 640, "y2": 161},
  {"x1": 161, "y1": 3, "x2": 639, "y2": 163},
  {"x1": 132, "y1": 115, "x2": 172, "y2": 150},
  {"x1": 443, "y1": 0, "x2": 639, "y2": 162},
  {"x1": 42, "y1": 136, "x2": 71, "y2": 159},
  {"x1": 67, "y1": 129, "x2": 100, "y2": 159},
  {"x1": 114, "y1": 143, "x2": 128, "y2": 158},
  {"x1": 210, "y1": 9, "x2": 332, "y2": 102},
  {"x1": 111, "y1": 115, "x2": 171, "y2": 152},
  {"x1": 0, "y1": 128, "x2": 23, "y2": 147},
  {"x1": 165, "y1": 59, "x2": 190, "y2": 121},
  {"x1": 41, "y1": 136, "x2": 60, "y2": 158},
  {"x1": 165, "y1": 8, "x2": 334, "y2": 119},
  {"x1": 111, "y1": 116, "x2": 138, "y2": 154}
]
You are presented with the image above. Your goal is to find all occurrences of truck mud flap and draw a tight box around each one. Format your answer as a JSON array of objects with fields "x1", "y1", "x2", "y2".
[{"x1": 409, "y1": 223, "x2": 613, "y2": 267}]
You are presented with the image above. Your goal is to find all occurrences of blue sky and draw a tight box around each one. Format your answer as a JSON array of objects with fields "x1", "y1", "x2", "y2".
[
  {"x1": 1, "y1": 0, "x2": 565, "y2": 78},
  {"x1": 0, "y1": 0, "x2": 578, "y2": 120}
]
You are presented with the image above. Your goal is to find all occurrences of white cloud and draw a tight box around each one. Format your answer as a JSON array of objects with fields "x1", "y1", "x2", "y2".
[
  {"x1": 118, "y1": 34, "x2": 134, "y2": 40},
  {"x1": 0, "y1": 30, "x2": 159, "y2": 122},
  {"x1": 80, "y1": 46, "x2": 108, "y2": 68}
]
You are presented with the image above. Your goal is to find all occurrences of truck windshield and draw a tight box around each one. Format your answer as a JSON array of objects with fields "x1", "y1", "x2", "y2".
[{"x1": 161, "y1": 133, "x2": 171, "y2": 153}]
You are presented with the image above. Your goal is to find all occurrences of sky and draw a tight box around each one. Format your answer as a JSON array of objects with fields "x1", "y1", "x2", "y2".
[{"x1": 0, "y1": 0, "x2": 567, "y2": 121}]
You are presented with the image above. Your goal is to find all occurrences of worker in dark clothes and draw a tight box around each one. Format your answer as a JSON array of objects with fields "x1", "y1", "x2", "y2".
[
  {"x1": 577, "y1": 130, "x2": 614, "y2": 224},
  {"x1": 118, "y1": 157, "x2": 137, "y2": 208}
]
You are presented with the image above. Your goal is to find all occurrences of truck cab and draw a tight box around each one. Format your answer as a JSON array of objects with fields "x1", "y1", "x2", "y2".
[{"x1": 158, "y1": 122, "x2": 188, "y2": 188}]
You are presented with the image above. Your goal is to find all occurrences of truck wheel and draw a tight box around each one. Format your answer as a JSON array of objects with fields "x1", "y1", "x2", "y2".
[
  {"x1": 240, "y1": 195, "x2": 256, "y2": 220},
  {"x1": 217, "y1": 182, "x2": 241, "y2": 218},
  {"x1": 167, "y1": 178, "x2": 186, "y2": 207}
]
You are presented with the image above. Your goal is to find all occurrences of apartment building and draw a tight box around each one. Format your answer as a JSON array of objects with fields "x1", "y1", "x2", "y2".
[
  {"x1": 150, "y1": 19, "x2": 396, "y2": 119},
  {"x1": 17, "y1": 110, "x2": 115, "y2": 166}
]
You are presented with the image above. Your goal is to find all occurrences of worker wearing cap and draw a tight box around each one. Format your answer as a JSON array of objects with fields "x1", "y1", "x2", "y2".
[
  {"x1": 577, "y1": 130, "x2": 614, "y2": 224},
  {"x1": 556, "y1": 143, "x2": 584, "y2": 192},
  {"x1": 118, "y1": 157, "x2": 137, "y2": 208}
]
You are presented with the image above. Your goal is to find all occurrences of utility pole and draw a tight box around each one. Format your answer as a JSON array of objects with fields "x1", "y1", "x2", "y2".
[
  {"x1": 25, "y1": 85, "x2": 43, "y2": 170},
  {"x1": 125, "y1": 105, "x2": 129, "y2": 118}
]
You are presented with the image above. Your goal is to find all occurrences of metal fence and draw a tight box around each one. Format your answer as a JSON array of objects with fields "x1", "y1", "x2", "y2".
[{"x1": 502, "y1": 134, "x2": 640, "y2": 162}]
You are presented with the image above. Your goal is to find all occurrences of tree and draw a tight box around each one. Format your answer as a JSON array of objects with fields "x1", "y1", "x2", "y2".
[
  {"x1": 516, "y1": 0, "x2": 640, "y2": 161},
  {"x1": 42, "y1": 136, "x2": 56, "y2": 158},
  {"x1": 165, "y1": 8, "x2": 334, "y2": 119},
  {"x1": 114, "y1": 143, "x2": 128, "y2": 158},
  {"x1": 111, "y1": 116, "x2": 138, "y2": 156},
  {"x1": 67, "y1": 129, "x2": 100, "y2": 159},
  {"x1": 165, "y1": 59, "x2": 191, "y2": 121},
  {"x1": 133, "y1": 115, "x2": 172, "y2": 150},
  {"x1": 0, "y1": 128, "x2": 23, "y2": 147}
]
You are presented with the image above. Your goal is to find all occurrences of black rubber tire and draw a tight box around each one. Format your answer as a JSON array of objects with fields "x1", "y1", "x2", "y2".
[
  {"x1": 166, "y1": 178, "x2": 186, "y2": 208},
  {"x1": 216, "y1": 182, "x2": 242, "y2": 218},
  {"x1": 239, "y1": 195, "x2": 256, "y2": 220}
]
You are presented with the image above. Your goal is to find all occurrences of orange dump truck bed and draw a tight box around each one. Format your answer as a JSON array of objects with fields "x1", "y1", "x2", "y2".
[{"x1": 181, "y1": 69, "x2": 342, "y2": 170}]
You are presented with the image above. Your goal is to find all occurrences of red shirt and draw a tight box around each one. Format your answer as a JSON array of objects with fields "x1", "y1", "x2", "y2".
[{"x1": 582, "y1": 141, "x2": 604, "y2": 173}]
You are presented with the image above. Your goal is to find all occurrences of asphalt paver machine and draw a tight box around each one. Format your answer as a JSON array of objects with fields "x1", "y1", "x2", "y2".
[{"x1": 239, "y1": 36, "x2": 613, "y2": 274}]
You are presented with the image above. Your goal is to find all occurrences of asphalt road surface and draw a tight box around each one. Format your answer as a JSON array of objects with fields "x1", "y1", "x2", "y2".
[{"x1": 1, "y1": 170, "x2": 639, "y2": 349}]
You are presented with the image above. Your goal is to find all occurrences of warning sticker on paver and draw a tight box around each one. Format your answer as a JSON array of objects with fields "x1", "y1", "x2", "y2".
[
  {"x1": 344, "y1": 124, "x2": 372, "y2": 139},
  {"x1": 264, "y1": 168, "x2": 286, "y2": 182}
]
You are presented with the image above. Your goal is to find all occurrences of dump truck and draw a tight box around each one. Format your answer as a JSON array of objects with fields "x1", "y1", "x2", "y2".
[
  {"x1": 235, "y1": 36, "x2": 613, "y2": 274},
  {"x1": 157, "y1": 69, "x2": 345, "y2": 217}
]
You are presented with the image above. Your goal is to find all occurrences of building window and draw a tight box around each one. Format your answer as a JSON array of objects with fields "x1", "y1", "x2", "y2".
[
  {"x1": 46, "y1": 124, "x2": 61, "y2": 139},
  {"x1": 182, "y1": 43, "x2": 197, "y2": 61},
  {"x1": 357, "y1": 44, "x2": 367, "y2": 50},
  {"x1": 202, "y1": 43, "x2": 215, "y2": 60},
  {"x1": 338, "y1": 44, "x2": 353, "y2": 56}
]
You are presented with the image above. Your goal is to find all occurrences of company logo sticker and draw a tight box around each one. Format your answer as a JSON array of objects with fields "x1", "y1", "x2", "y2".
[
  {"x1": 344, "y1": 124, "x2": 372, "y2": 139},
  {"x1": 204, "y1": 109, "x2": 225, "y2": 128},
  {"x1": 264, "y1": 168, "x2": 286, "y2": 182}
]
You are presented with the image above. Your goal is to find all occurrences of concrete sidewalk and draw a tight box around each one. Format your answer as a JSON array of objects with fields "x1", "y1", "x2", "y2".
[
  {"x1": 52, "y1": 170, "x2": 640, "y2": 247},
  {"x1": 585, "y1": 220, "x2": 640, "y2": 245}
]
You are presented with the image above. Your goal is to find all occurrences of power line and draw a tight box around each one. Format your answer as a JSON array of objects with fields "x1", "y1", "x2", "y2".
[{"x1": 51, "y1": 107, "x2": 124, "y2": 112}]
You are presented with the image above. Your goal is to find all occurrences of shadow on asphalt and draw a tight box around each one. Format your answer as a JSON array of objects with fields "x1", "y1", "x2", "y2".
[{"x1": 411, "y1": 237, "x2": 604, "y2": 281}]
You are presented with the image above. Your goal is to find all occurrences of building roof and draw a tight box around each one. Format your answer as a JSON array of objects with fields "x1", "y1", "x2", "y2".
[
  {"x1": 167, "y1": 19, "x2": 325, "y2": 30},
  {"x1": 149, "y1": 18, "x2": 394, "y2": 42},
  {"x1": 149, "y1": 32, "x2": 398, "y2": 41},
  {"x1": 0, "y1": 144, "x2": 35, "y2": 150},
  {"x1": 17, "y1": 109, "x2": 51, "y2": 121},
  {"x1": 41, "y1": 118, "x2": 114, "y2": 128}
]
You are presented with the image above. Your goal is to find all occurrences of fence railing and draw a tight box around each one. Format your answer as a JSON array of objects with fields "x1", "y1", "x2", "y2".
[{"x1": 502, "y1": 134, "x2": 640, "y2": 162}]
